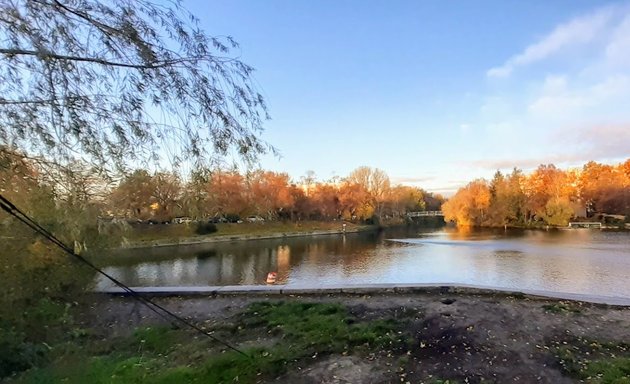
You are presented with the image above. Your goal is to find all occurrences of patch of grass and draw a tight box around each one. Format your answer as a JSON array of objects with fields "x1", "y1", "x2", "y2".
[
  {"x1": 11, "y1": 301, "x2": 406, "y2": 384},
  {"x1": 542, "y1": 302, "x2": 582, "y2": 314},
  {"x1": 12, "y1": 355, "x2": 160, "y2": 384},
  {"x1": 246, "y1": 301, "x2": 402, "y2": 353},
  {"x1": 553, "y1": 336, "x2": 630, "y2": 383},
  {"x1": 124, "y1": 221, "x2": 368, "y2": 245},
  {"x1": 126, "y1": 326, "x2": 184, "y2": 355}
]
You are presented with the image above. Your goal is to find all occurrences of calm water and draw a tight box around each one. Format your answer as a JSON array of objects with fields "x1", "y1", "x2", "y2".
[{"x1": 96, "y1": 227, "x2": 630, "y2": 298}]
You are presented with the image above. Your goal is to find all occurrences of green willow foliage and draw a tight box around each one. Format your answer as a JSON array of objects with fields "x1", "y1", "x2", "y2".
[
  {"x1": 0, "y1": 150, "x2": 125, "y2": 377},
  {"x1": 0, "y1": 0, "x2": 272, "y2": 171}
]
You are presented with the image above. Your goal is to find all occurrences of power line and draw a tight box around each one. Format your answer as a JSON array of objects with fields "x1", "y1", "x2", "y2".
[{"x1": 0, "y1": 193, "x2": 249, "y2": 358}]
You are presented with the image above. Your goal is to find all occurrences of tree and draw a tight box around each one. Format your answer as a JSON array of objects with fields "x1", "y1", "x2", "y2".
[
  {"x1": 338, "y1": 182, "x2": 373, "y2": 221},
  {"x1": 387, "y1": 185, "x2": 425, "y2": 217},
  {"x1": 309, "y1": 184, "x2": 339, "y2": 220},
  {"x1": 346, "y1": 166, "x2": 390, "y2": 217},
  {"x1": 109, "y1": 169, "x2": 155, "y2": 219},
  {"x1": 207, "y1": 170, "x2": 247, "y2": 217},
  {"x1": 541, "y1": 197, "x2": 574, "y2": 226},
  {"x1": 180, "y1": 168, "x2": 212, "y2": 220},
  {"x1": 152, "y1": 172, "x2": 182, "y2": 220},
  {"x1": 300, "y1": 170, "x2": 317, "y2": 197},
  {"x1": 0, "y1": 149, "x2": 113, "y2": 376},
  {"x1": 580, "y1": 161, "x2": 627, "y2": 215},
  {"x1": 0, "y1": 0, "x2": 271, "y2": 171},
  {"x1": 523, "y1": 164, "x2": 570, "y2": 222},
  {"x1": 248, "y1": 171, "x2": 294, "y2": 219},
  {"x1": 442, "y1": 179, "x2": 490, "y2": 226},
  {"x1": 487, "y1": 169, "x2": 526, "y2": 226},
  {"x1": 421, "y1": 191, "x2": 445, "y2": 211}
]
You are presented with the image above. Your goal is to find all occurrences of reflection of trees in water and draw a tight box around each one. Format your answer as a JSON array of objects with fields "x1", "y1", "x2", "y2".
[{"x1": 109, "y1": 229, "x2": 422, "y2": 286}]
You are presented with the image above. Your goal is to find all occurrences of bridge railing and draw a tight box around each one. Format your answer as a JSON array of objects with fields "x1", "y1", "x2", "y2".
[
  {"x1": 406, "y1": 211, "x2": 443, "y2": 217},
  {"x1": 568, "y1": 222, "x2": 602, "y2": 228}
]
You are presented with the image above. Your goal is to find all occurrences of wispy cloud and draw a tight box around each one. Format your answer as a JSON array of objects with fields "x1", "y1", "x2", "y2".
[
  {"x1": 605, "y1": 14, "x2": 630, "y2": 67},
  {"x1": 528, "y1": 74, "x2": 630, "y2": 118},
  {"x1": 392, "y1": 176, "x2": 435, "y2": 184},
  {"x1": 487, "y1": 5, "x2": 618, "y2": 78},
  {"x1": 563, "y1": 123, "x2": 630, "y2": 159},
  {"x1": 469, "y1": 123, "x2": 630, "y2": 171}
]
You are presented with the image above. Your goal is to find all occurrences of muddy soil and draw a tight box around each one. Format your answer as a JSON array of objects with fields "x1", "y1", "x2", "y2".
[{"x1": 85, "y1": 291, "x2": 630, "y2": 383}]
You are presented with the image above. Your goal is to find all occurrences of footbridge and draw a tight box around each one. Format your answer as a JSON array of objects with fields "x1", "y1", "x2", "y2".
[{"x1": 407, "y1": 211, "x2": 443, "y2": 217}]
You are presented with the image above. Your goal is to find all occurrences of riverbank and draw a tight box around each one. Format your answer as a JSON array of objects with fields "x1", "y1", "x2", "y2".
[
  {"x1": 9, "y1": 290, "x2": 630, "y2": 383},
  {"x1": 119, "y1": 221, "x2": 377, "y2": 249},
  {"x1": 98, "y1": 283, "x2": 630, "y2": 306},
  {"x1": 459, "y1": 223, "x2": 630, "y2": 231}
]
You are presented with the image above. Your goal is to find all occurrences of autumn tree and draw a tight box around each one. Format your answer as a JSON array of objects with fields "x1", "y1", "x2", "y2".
[
  {"x1": 338, "y1": 182, "x2": 373, "y2": 221},
  {"x1": 248, "y1": 171, "x2": 294, "y2": 219},
  {"x1": 487, "y1": 169, "x2": 526, "y2": 226},
  {"x1": 442, "y1": 179, "x2": 491, "y2": 226},
  {"x1": 309, "y1": 184, "x2": 340, "y2": 220},
  {"x1": 579, "y1": 162, "x2": 628, "y2": 215},
  {"x1": 152, "y1": 172, "x2": 182, "y2": 220},
  {"x1": 288, "y1": 184, "x2": 309, "y2": 221},
  {"x1": 423, "y1": 191, "x2": 446, "y2": 211},
  {"x1": 541, "y1": 197, "x2": 574, "y2": 226},
  {"x1": 387, "y1": 185, "x2": 425, "y2": 217},
  {"x1": 109, "y1": 169, "x2": 155, "y2": 219},
  {"x1": 206, "y1": 170, "x2": 248, "y2": 218},
  {"x1": 346, "y1": 166, "x2": 391, "y2": 218},
  {"x1": 523, "y1": 164, "x2": 574, "y2": 223}
]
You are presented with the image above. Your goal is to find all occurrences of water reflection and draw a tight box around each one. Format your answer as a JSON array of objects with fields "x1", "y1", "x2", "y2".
[{"x1": 96, "y1": 227, "x2": 630, "y2": 298}]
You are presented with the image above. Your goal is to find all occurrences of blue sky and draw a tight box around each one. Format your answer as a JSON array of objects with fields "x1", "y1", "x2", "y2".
[{"x1": 188, "y1": 0, "x2": 630, "y2": 195}]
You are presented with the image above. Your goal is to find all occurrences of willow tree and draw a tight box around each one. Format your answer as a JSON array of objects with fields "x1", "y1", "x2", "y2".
[{"x1": 0, "y1": 0, "x2": 272, "y2": 171}]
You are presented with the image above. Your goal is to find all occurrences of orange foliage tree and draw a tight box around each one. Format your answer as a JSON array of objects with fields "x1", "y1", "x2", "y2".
[{"x1": 444, "y1": 158, "x2": 629, "y2": 227}]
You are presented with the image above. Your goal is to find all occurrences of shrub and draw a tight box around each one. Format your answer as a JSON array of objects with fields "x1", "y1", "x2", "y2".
[
  {"x1": 364, "y1": 215, "x2": 381, "y2": 226},
  {"x1": 195, "y1": 222, "x2": 218, "y2": 235}
]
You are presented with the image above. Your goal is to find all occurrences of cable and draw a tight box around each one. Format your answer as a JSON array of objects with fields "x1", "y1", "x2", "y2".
[{"x1": 0, "y1": 193, "x2": 249, "y2": 358}]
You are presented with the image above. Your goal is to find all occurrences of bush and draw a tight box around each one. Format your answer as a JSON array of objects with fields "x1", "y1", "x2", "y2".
[
  {"x1": 364, "y1": 215, "x2": 381, "y2": 226},
  {"x1": 0, "y1": 328, "x2": 45, "y2": 378},
  {"x1": 195, "y1": 222, "x2": 218, "y2": 235}
]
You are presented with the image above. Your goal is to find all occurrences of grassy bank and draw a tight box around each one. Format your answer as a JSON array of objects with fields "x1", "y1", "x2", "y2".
[
  {"x1": 121, "y1": 221, "x2": 374, "y2": 248},
  {"x1": 7, "y1": 301, "x2": 405, "y2": 383},
  {"x1": 5, "y1": 293, "x2": 630, "y2": 383}
]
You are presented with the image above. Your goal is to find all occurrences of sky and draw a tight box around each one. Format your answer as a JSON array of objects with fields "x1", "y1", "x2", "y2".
[{"x1": 187, "y1": 0, "x2": 630, "y2": 195}]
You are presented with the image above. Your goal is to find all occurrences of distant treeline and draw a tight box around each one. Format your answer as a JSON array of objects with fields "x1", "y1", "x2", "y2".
[
  {"x1": 0, "y1": 149, "x2": 443, "y2": 226},
  {"x1": 108, "y1": 166, "x2": 444, "y2": 223},
  {"x1": 442, "y1": 159, "x2": 630, "y2": 227}
]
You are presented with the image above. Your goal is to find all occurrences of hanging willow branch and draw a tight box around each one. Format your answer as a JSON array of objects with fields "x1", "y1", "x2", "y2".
[{"x1": 0, "y1": 0, "x2": 273, "y2": 172}]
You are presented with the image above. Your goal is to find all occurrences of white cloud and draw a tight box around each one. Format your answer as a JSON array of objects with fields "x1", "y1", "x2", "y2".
[
  {"x1": 541, "y1": 75, "x2": 568, "y2": 93},
  {"x1": 606, "y1": 15, "x2": 630, "y2": 68},
  {"x1": 470, "y1": 123, "x2": 630, "y2": 171},
  {"x1": 487, "y1": 5, "x2": 618, "y2": 78},
  {"x1": 528, "y1": 74, "x2": 630, "y2": 117}
]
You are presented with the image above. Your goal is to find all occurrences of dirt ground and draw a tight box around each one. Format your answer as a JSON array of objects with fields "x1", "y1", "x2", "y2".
[{"x1": 87, "y1": 291, "x2": 630, "y2": 383}]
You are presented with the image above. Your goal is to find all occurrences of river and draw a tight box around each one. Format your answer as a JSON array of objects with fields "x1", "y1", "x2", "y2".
[{"x1": 96, "y1": 226, "x2": 630, "y2": 299}]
